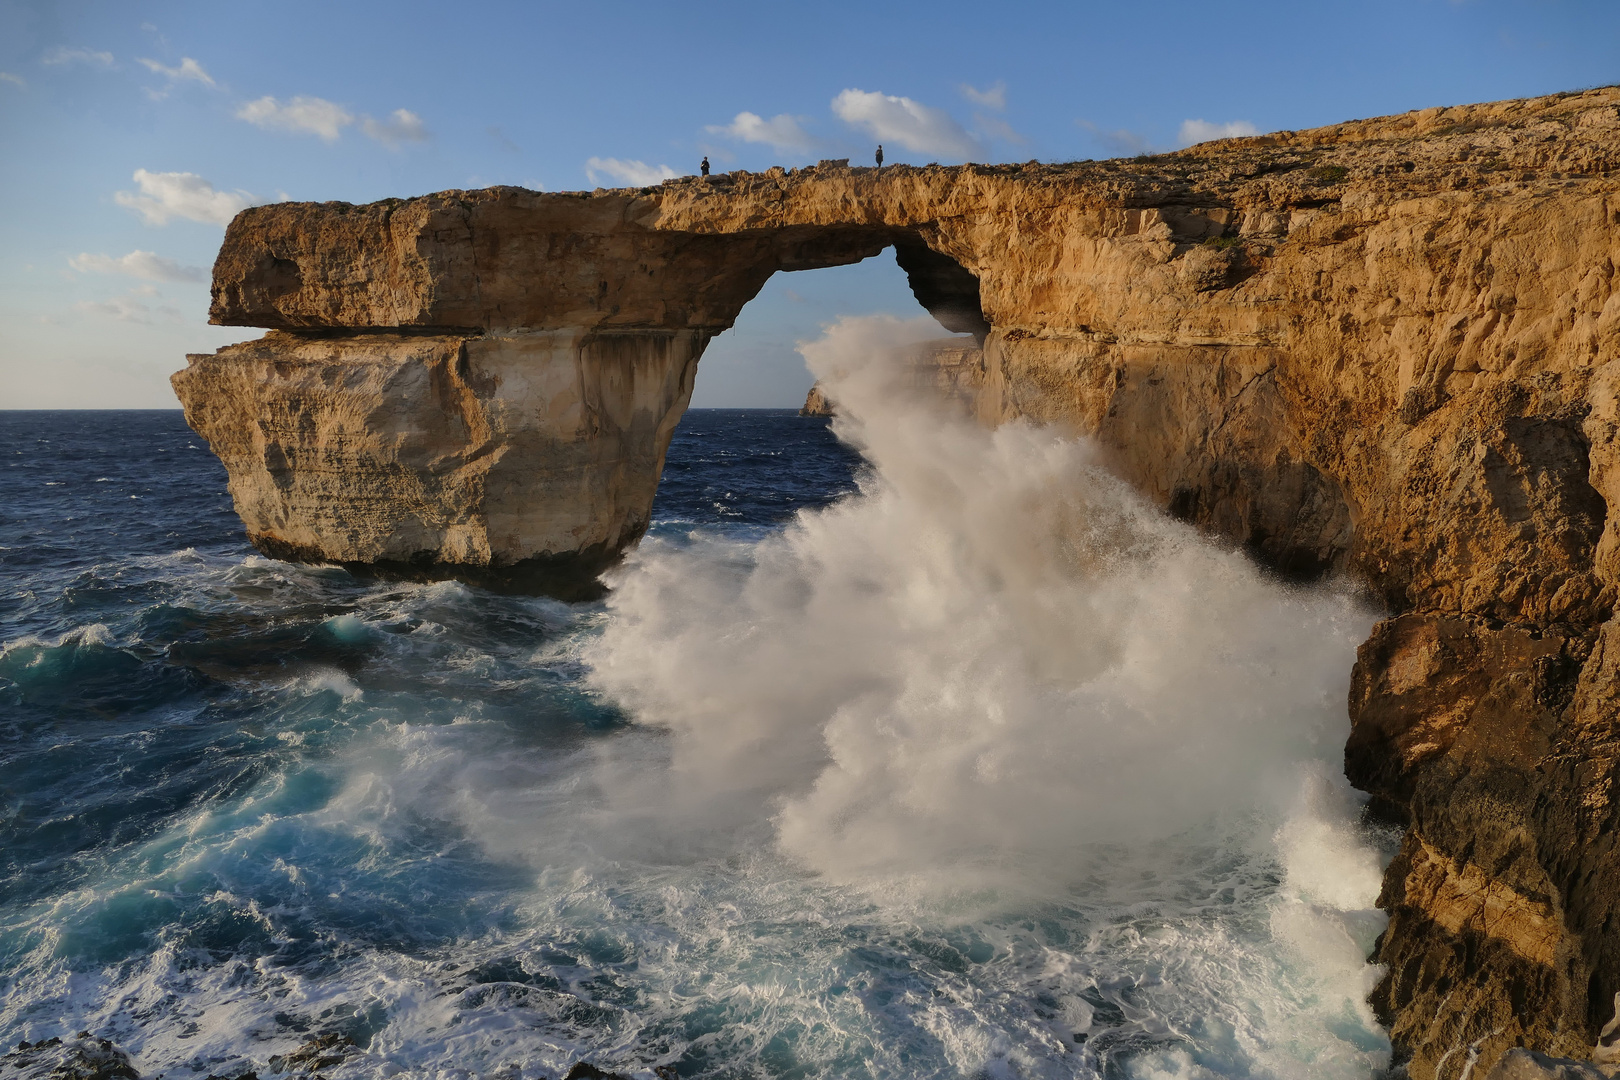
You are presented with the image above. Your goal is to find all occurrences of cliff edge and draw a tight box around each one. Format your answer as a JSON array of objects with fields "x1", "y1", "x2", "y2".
[{"x1": 175, "y1": 86, "x2": 1620, "y2": 1078}]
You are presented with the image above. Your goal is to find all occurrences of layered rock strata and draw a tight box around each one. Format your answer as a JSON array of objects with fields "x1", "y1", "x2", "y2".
[
  {"x1": 177, "y1": 328, "x2": 700, "y2": 592},
  {"x1": 176, "y1": 87, "x2": 1620, "y2": 1078}
]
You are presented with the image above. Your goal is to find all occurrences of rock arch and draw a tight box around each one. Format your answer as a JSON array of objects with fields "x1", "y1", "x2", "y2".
[
  {"x1": 179, "y1": 180, "x2": 996, "y2": 589},
  {"x1": 171, "y1": 89, "x2": 1620, "y2": 1078}
]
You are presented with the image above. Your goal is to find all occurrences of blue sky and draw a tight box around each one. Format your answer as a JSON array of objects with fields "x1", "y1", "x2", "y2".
[{"x1": 0, "y1": 0, "x2": 1612, "y2": 409}]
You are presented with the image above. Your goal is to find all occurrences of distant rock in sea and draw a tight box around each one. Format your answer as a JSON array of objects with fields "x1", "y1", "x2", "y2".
[{"x1": 800, "y1": 382, "x2": 834, "y2": 417}]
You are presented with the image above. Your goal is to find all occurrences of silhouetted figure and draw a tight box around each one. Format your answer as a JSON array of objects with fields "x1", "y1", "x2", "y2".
[
  {"x1": 700, "y1": 156, "x2": 710, "y2": 176},
  {"x1": 875, "y1": 144, "x2": 884, "y2": 168}
]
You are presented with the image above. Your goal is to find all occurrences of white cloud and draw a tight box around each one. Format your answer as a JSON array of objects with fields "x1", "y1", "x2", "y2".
[
  {"x1": 956, "y1": 84, "x2": 1023, "y2": 145},
  {"x1": 69, "y1": 250, "x2": 207, "y2": 283},
  {"x1": 1076, "y1": 119, "x2": 1155, "y2": 157},
  {"x1": 960, "y1": 82, "x2": 1007, "y2": 111},
  {"x1": 706, "y1": 111, "x2": 817, "y2": 153},
  {"x1": 975, "y1": 115, "x2": 1027, "y2": 146},
  {"x1": 114, "y1": 169, "x2": 259, "y2": 227},
  {"x1": 235, "y1": 96, "x2": 425, "y2": 146},
  {"x1": 831, "y1": 89, "x2": 981, "y2": 159},
  {"x1": 0, "y1": 72, "x2": 24, "y2": 89},
  {"x1": 136, "y1": 56, "x2": 215, "y2": 87},
  {"x1": 361, "y1": 108, "x2": 429, "y2": 147},
  {"x1": 236, "y1": 95, "x2": 353, "y2": 142},
  {"x1": 585, "y1": 157, "x2": 679, "y2": 187},
  {"x1": 42, "y1": 47, "x2": 114, "y2": 68},
  {"x1": 75, "y1": 294, "x2": 183, "y2": 324},
  {"x1": 1178, "y1": 118, "x2": 1260, "y2": 146}
]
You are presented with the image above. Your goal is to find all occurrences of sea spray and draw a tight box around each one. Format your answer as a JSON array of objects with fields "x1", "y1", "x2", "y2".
[
  {"x1": 586, "y1": 316, "x2": 1372, "y2": 886},
  {"x1": 580, "y1": 314, "x2": 1393, "y2": 1073},
  {"x1": 0, "y1": 403, "x2": 1394, "y2": 1078}
]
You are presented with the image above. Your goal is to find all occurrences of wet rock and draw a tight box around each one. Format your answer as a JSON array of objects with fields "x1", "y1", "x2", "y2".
[
  {"x1": 560, "y1": 1065, "x2": 631, "y2": 1080},
  {"x1": 0, "y1": 1035, "x2": 139, "y2": 1080},
  {"x1": 266, "y1": 1033, "x2": 356, "y2": 1075}
]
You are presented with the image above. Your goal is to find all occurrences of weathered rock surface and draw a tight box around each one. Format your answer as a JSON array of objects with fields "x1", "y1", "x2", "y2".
[
  {"x1": 799, "y1": 383, "x2": 834, "y2": 417},
  {"x1": 175, "y1": 86, "x2": 1620, "y2": 1078},
  {"x1": 175, "y1": 328, "x2": 696, "y2": 592},
  {"x1": 267, "y1": 1031, "x2": 356, "y2": 1074},
  {"x1": 0, "y1": 1035, "x2": 139, "y2": 1080}
]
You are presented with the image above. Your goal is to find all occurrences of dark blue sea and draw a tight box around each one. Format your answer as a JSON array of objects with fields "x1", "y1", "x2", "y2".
[{"x1": 0, "y1": 407, "x2": 1391, "y2": 1080}]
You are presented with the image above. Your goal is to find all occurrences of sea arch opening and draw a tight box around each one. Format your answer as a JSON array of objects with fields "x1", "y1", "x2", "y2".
[
  {"x1": 646, "y1": 239, "x2": 987, "y2": 539},
  {"x1": 685, "y1": 238, "x2": 988, "y2": 411}
]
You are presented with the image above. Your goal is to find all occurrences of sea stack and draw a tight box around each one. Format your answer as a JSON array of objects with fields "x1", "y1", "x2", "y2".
[{"x1": 800, "y1": 383, "x2": 834, "y2": 417}]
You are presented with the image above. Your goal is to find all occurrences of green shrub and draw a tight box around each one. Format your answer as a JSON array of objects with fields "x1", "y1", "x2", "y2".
[{"x1": 1309, "y1": 164, "x2": 1350, "y2": 183}]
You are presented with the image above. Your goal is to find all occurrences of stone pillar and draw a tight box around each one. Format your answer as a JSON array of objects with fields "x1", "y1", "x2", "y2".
[{"x1": 173, "y1": 326, "x2": 703, "y2": 594}]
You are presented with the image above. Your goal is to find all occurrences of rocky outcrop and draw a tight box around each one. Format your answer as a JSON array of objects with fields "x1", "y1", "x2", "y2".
[
  {"x1": 1, "y1": 1035, "x2": 138, "y2": 1080},
  {"x1": 175, "y1": 86, "x2": 1620, "y2": 1078},
  {"x1": 175, "y1": 328, "x2": 697, "y2": 594},
  {"x1": 800, "y1": 383, "x2": 834, "y2": 417}
]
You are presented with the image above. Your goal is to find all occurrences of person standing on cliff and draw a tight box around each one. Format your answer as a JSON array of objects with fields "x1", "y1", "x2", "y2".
[
  {"x1": 700, "y1": 156, "x2": 710, "y2": 177},
  {"x1": 875, "y1": 144, "x2": 883, "y2": 168}
]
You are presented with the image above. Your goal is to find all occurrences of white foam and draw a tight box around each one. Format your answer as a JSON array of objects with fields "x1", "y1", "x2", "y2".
[
  {"x1": 0, "y1": 321, "x2": 1396, "y2": 1078},
  {"x1": 586, "y1": 315, "x2": 1373, "y2": 897},
  {"x1": 1, "y1": 621, "x2": 118, "y2": 658},
  {"x1": 286, "y1": 669, "x2": 364, "y2": 702},
  {"x1": 570, "y1": 314, "x2": 1392, "y2": 1074}
]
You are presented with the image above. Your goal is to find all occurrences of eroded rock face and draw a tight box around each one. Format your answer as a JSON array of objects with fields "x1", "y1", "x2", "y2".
[
  {"x1": 799, "y1": 383, "x2": 835, "y2": 417},
  {"x1": 174, "y1": 327, "x2": 700, "y2": 592},
  {"x1": 175, "y1": 87, "x2": 1620, "y2": 1078}
]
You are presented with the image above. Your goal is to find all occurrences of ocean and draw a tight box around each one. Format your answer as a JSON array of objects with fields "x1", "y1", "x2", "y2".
[{"x1": 0, "y1": 343, "x2": 1396, "y2": 1080}]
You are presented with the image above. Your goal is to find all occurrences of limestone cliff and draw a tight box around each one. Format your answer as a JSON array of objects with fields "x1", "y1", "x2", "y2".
[
  {"x1": 177, "y1": 329, "x2": 697, "y2": 593},
  {"x1": 175, "y1": 87, "x2": 1620, "y2": 1078}
]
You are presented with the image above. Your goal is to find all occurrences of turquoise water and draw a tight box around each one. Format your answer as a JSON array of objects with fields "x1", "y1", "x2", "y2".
[{"x1": 0, "y1": 406, "x2": 1392, "y2": 1079}]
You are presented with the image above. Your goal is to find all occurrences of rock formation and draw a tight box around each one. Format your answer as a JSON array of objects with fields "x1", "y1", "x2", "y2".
[
  {"x1": 1, "y1": 1034, "x2": 139, "y2": 1080},
  {"x1": 174, "y1": 86, "x2": 1620, "y2": 1078},
  {"x1": 799, "y1": 383, "x2": 834, "y2": 417}
]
